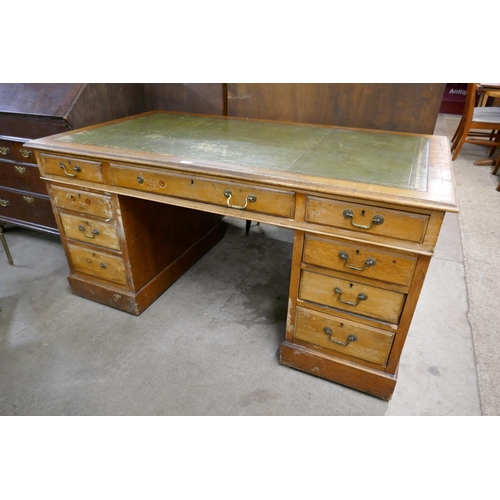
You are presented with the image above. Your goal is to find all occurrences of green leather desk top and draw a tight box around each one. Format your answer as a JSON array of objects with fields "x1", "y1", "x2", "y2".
[
  {"x1": 26, "y1": 111, "x2": 458, "y2": 212},
  {"x1": 56, "y1": 112, "x2": 430, "y2": 192}
]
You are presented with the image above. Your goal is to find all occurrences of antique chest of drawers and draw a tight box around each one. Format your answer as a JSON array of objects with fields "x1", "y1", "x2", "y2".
[
  {"x1": 26, "y1": 111, "x2": 458, "y2": 400},
  {"x1": 0, "y1": 128, "x2": 56, "y2": 232},
  {"x1": 0, "y1": 84, "x2": 144, "y2": 235}
]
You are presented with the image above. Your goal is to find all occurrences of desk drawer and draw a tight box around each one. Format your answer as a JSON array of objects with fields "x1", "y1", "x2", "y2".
[
  {"x1": 60, "y1": 212, "x2": 120, "y2": 250},
  {"x1": 67, "y1": 243, "x2": 127, "y2": 285},
  {"x1": 51, "y1": 185, "x2": 113, "y2": 218},
  {"x1": 299, "y1": 270, "x2": 405, "y2": 324},
  {"x1": 294, "y1": 306, "x2": 395, "y2": 365},
  {"x1": 39, "y1": 153, "x2": 104, "y2": 183},
  {"x1": 0, "y1": 161, "x2": 48, "y2": 195},
  {"x1": 303, "y1": 234, "x2": 417, "y2": 287},
  {"x1": 305, "y1": 196, "x2": 429, "y2": 243},
  {"x1": 109, "y1": 163, "x2": 295, "y2": 219}
]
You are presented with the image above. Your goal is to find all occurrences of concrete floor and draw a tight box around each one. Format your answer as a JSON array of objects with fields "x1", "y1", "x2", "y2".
[{"x1": 0, "y1": 114, "x2": 495, "y2": 415}]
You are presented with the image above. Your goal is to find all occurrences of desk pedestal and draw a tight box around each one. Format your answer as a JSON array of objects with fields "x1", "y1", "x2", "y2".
[{"x1": 48, "y1": 184, "x2": 225, "y2": 315}]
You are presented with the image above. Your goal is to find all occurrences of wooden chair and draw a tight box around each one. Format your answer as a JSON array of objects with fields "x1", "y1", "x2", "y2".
[
  {"x1": 451, "y1": 83, "x2": 500, "y2": 160},
  {"x1": 478, "y1": 84, "x2": 500, "y2": 107}
]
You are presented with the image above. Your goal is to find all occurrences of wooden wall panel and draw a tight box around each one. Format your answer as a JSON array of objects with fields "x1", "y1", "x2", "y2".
[
  {"x1": 143, "y1": 84, "x2": 226, "y2": 116},
  {"x1": 227, "y1": 83, "x2": 446, "y2": 134}
]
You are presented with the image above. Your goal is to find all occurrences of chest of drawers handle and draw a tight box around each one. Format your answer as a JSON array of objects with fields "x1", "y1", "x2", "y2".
[
  {"x1": 334, "y1": 287, "x2": 368, "y2": 306},
  {"x1": 15, "y1": 166, "x2": 26, "y2": 174},
  {"x1": 0, "y1": 146, "x2": 10, "y2": 155},
  {"x1": 323, "y1": 327, "x2": 358, "y2": 346},
  {"x1": 23, "y1": 196, "x2": 34, "y2": 204},
  {"x1": 223, "y1": 189, "x2": 257, "y2": 210},
  {"x1": 343, "y1": 208, "x2": 384, "y2": 230},
  {"x1": 338, "y1": 251, "x2": 376, "y2": 271},
  {"x1": 78, "y1": 225, "x2": 100, "y2": 238},
  {"x1": 59, "y1": 162, "x2": 82, "y2": 177},
  {"x1": 19, "y1": 149, "x2": 32, "y2": 158},
  {"x1": 0, "y1": 199, "x2": 10, "y2": 207}
]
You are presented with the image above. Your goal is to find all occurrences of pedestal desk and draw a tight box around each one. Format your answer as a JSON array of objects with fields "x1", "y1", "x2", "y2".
[{"x1": 26, "y1": 111, "x2": 458, "y2": 400}]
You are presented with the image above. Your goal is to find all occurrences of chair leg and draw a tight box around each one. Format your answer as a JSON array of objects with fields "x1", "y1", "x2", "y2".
[
  {"x1": 451, "y1": 122, "x2": 465, "y2": 152},
  {"x1": 493, "y1": 155, "x2": 500, "y2": 191},
  {"x1": 452, "y1": 131, "x2": 469, "y2": 160},
  {"x1": 0, "y1": 225, "x2": 14, "y2": 266},
  {"x1": 489, "y1": 131, "x2": 500, "y2": 157},
  {"x1": 493, "y1": 155, "x2": 500, "y2": 176},
  {"x1": 245, "y1": 220, "x2": 260, "y2": 237},
  {"x1": 451, "y1": 116, "x2": 464, "y2": 144}
]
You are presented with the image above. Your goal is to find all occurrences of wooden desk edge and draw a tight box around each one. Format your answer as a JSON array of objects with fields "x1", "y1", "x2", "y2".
[{"x1": 24, "y1": 111, "x2": 458, "y2": 214}]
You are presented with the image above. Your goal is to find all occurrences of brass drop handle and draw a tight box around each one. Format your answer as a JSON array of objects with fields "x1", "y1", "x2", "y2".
[
  {"x1": 19, "y1": 149, "x2": 32, "y2": 158},
  {"x1": 338, "y1": 251, "x2": 376, "y2": 271},
  {"x1": 223, "y1": 189, "x2": 257, "y2": 210},
  {"x1": 323, "y1": 326, "x2": 357, "y2": 346},
  {"x1": 15, "y1": 166, "x2": 26, "y2": 174},
  {"x1": 343, "y1": 209, "x2": 384, "y2": 230},
  {"x1": 0, "y1": 199, "x2": 10, "y2": 207},
  {"x1": 78, "y1": 225, "x2": 99, "y2": 238},
  {"x1": 334, "y1": 287, "x2": 367, "y2": 306},
  {"x1": 23, "y1": 196, "x2": 34, "y2": 204},
  {"x1": 0, "y1": 146, "x2": 10, "y2": 155},
  {"x1": 59, "y1": 162, "x2": 81, "y2": 177}
]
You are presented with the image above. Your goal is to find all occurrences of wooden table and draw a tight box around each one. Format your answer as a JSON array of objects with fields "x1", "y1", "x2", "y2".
[{"x1": 26, "y1": 111, "x2": 458, "y2": 400}]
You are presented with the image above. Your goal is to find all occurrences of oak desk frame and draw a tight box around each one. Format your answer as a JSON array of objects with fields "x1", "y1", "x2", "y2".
[{"x1": 26, "y1": 111, "x2": 458, "y2": 400}]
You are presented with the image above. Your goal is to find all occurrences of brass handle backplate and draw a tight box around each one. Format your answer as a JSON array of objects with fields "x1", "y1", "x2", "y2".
[
  {"x1": 323, "y1": 326, "x2": 357, "y2": 346},
  {"x1": 78, "y1": 225, "x2": 99, "y2": 238},
  {"x1": 334, "y1": 287, "x2": 367, "y2": 306},
  {"x1": 343, "y1": 209, "x2": 384, "y2": 230},
  {"x1": 23, "y1": 196, "x2": 35, "y2": 204},
  {"x1": 0, "y1": 146, "x2": 10, "y2": 155},
  {"x1": 59, "y1": 162, "x2": 81, "y2": 177},
  {"x1": 19, "y1": 149, "x2": 32, "y2": 158},
  {"x1": 0, "y1": 199, "x2": 10, "y2": 207},
  {"x1": 15, "y1": 165, "x2": 26, "y2": 174},
  {"x1": 223, "y1": 189, "x2": 257, "y2": 210},
  {"x1": 338, "y1": 251, "x2": 376, "y2": 271}
]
